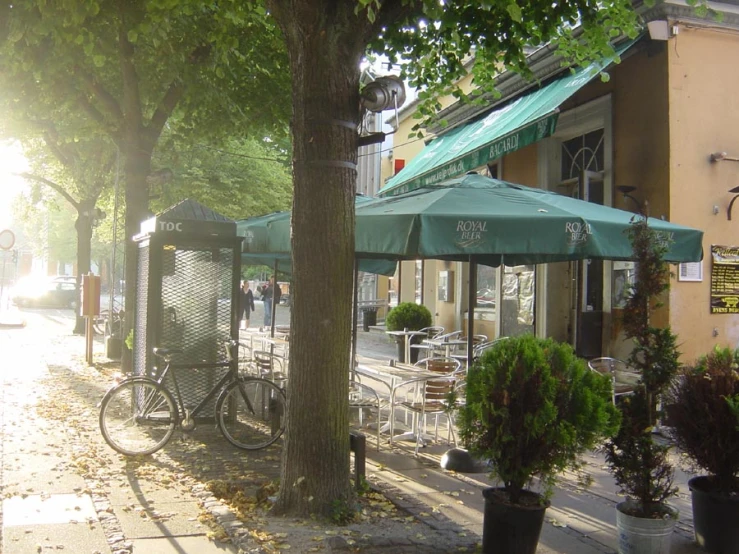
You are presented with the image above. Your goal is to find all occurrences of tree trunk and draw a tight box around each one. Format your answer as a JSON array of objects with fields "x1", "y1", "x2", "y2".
[
  {"x1": 270, "y1": 4, "x2": 367, "y2": 518},
  {"x1": 72, "y1": 209, "x2": 94, "y2": 335},
  {"x1": 120, "y1": 147, "x2": 151, "y2": 373}
]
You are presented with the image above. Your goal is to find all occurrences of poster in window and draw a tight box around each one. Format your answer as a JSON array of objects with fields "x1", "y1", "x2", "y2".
[{"x1": 710, "y1": 245, "x2": 739, "y2": 314}]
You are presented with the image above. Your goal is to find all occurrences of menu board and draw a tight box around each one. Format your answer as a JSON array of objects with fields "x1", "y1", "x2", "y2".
[{"x1": 710, "y1": 245, "x2": 739, "y2": 314}]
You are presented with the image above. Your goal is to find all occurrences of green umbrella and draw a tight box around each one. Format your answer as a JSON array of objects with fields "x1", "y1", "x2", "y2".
[
  {"x1": 356, "y1": 173, "x2": 704, "y2": 367},
  {"x1": 355, "y1": 174, "x2": 704, "y2": 265},
  {"x1": 237, "y1": 196, "x2": 397, "y2": 276},
  {"x1": 236, "y1": 198, "x2": 397, "y2": 358}
]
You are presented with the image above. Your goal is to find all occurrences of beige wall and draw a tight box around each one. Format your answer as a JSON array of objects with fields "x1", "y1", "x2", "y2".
[
  {"x1": 666, "y1": 27, "x2": 739, "y2": 360},
  {"x1": 501, "y1": 143, "x2": 539, "y2": 185}
]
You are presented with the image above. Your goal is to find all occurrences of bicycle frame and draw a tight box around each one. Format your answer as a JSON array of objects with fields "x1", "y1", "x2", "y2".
[{"x1": 151, "y1": 361, "x2": 236, "y2": 421}]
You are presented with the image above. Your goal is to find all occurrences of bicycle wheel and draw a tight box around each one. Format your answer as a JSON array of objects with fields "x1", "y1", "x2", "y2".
[
  {"x1": 216, "y1": 378, "x2": 286, "y2": 450},
  {"x1": 99, "y1": 378, "x2": 177, "y2": 456}
]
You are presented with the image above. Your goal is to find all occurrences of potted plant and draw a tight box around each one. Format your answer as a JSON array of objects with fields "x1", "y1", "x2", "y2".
[
  {"x1": 603, "y1": 217, "x2": 681, "y2": 553},
  {"x1": 667, "y1": 345, "x2": 739, "y2": 554},
  {"x1": 458, "y1": 334, "x2": 619, "y2": 554},
  {"x1": 384, "y1": 302, "x2": 432, "y2": 363}
]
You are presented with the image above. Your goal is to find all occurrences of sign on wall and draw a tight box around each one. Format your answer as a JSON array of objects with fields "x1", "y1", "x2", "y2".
[{"x1": 710, "y1": 245, "x2": 739, "y2": 314}]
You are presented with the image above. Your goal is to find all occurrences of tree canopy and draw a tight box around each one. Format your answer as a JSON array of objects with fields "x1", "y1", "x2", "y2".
[{"x1": 0, "y1": 0, "x2": 292, "y2": 366}]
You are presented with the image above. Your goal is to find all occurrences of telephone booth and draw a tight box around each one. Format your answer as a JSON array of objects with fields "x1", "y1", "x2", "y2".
[{"x1": 133, "y1": 199, "x2": 242, "y2": 414}]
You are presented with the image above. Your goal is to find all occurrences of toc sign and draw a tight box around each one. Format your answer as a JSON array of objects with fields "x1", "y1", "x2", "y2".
[
  {"x1": 158, "y1": 221, "x2": 183, "y2": 232},
  {"x1": 0, "y1": 229, "x2": 15, "y2": 250}
]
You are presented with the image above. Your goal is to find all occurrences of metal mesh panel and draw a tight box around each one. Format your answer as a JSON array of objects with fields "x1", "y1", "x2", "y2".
[
  {"x1": 134, "y1": 244, "x2": 150, "y2": 377},
  {"x1": 159, "y1": 245, "x2": 234, "y2": 413}
]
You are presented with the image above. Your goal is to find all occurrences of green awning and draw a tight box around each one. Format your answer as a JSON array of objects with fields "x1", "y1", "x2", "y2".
[{"x1": 380, "y1": 41, "x2": 636, "y2": 197}]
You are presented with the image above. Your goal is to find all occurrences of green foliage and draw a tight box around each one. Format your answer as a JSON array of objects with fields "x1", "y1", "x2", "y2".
[
  {"x1": 458, "y1": 334, "x2": 619, "y2": 505},
  {"x1": 668, "y1": 346, "x2": 739, "y2": 492},
  {"x1": 150, "y1": 135, "x2": 292, "y2": 220},
  {"x1": 369, "y1": 0, "x2": 643, "y2": 130},
  {"x1": 352, "y1": 475, "x2": 371, "y2": 496},
  {"x1": 329, "y1": 498, "x2": 357, "y2": 525},
  {"x1": 604, "y1": 218, "x2": 680, "y2": 514},
  {"x1": 125, "y1": 329, "x2": 134, "y2": 351},
  {"x1": 384, "y1": 302, "x2": 432, "y2": 331}
]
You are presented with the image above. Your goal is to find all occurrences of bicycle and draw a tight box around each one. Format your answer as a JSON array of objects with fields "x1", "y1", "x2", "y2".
[
  {"x1": 98, "y1": 339, "x2": 286, "y2": 456},
  {"x1": 92, "y1": 308, "x2": 124, "y2": 336}
]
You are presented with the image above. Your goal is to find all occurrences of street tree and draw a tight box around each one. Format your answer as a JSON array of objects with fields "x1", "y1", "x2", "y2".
[
  {"x1": 266, "y1": 0, "x2": 642, "y2": 517},
  {"x1": 0, "y1": 1, "x2": 290, "y2": 368},
  {"x1": 13, "y1": 135, "x2": 115, "y2": 333},
  {"x1": 150, "y1": 134, "x2": 293, "y2": 220}
]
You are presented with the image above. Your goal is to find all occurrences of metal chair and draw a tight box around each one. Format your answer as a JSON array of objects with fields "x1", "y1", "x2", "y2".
[
  {"x1": 389, "y1": 356, "x2": 461, "y2": 455},
  {"x1": 588, "y1": 357, "x2": 640, "y2": 405},
  {"x1": 349, "y1": 372, "x2": 385, "y2": 451},
  {"x1": 249, "y1": 350, "x2": 288, "y2": 388},
  {"x1": 410, "y1": 326, "x2": 446, "y2": 357},
  {"x1": 452, "y1": 336, "x2": 509, "y2": 367},
  {"x1": 414, "y1": 356, "x2": 463, "y2": 375},
  {"x1": 422, "y1": 330, "x2": 464, "y2": 357},
  {"x1": 236, "y1": 340, "x2": 253, "y2": 373},
  {"x1": 419, "y1": 326, "x2": 445, "y2": 339}
]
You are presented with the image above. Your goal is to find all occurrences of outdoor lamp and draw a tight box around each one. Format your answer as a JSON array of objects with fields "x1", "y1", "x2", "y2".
[
  {"x1": 358, "y1": 75, "x2": 406, "y2": 147},
  {"x1": 727, "y1": 185, "x2": 739, "y2": 221},
  {"x1": 616, "y1": 186, "x2": 643, "y2": 212},
  {"x1": 710, "y1": 152, "x2": 739, "y2": 162}
]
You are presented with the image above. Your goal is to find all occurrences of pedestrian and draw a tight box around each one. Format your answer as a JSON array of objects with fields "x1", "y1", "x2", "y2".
[
  {"x1": 261, "y1": 275, "x2": 282, "y2": 329},
  {"x1": 239, "y1": 281, "x2": 255, "y2": 330}
]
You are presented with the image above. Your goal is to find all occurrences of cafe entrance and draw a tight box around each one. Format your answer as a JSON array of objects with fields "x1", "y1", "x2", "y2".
[{"x1": 554, "y1": 129, "x2": 608, "y2": 358}]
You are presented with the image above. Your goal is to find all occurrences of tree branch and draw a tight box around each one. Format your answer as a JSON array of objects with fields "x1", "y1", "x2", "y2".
[
  {"x1": 42, "y1": 131, "x2": 76, "y2": 168},
  {"x1": 75, "y1": 67, "x2": 124, "y2": 122},
  {"x1": 146, "y1": 79, "x2": 186, "y2": 145},
  {"x1": 17, "y1": 172, "x2": 80, "y2": 209}
]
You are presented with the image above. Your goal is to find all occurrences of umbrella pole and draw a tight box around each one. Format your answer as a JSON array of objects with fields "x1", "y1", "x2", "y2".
[
  {"x1": 351, "y1": 259, "x2": 359, "y2": 377},
  {"x1": 467, "y1": 256, "x2": 477, "y2": 368},
  {"x1": 270, "y1": 259, "x2": 278, "y2": 339}
]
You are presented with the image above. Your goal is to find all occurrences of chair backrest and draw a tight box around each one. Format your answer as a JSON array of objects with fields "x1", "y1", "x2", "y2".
[
  {"x1": 472, "y1": 334, "x2": 488, "y2": 345},
  {"x1": 587, "y1": 357, "x2": 640, "y2": 405},
  {"x1": 473, "y1": 337, "x2": 509, "y2": 358},
  {"x1": 414, "y1": 357, "x2": 460, "y2": 402},
  {"x1": 433, "y1": 330, "x2": 463, "y2": 342},
  {"x1": 252, "y1": 350, "x2": 285, "y2": 380},
  {"x1": 419, "y1": 326, "x2": 445, "y2": 339},
  {"x1": 415, "y1": 357, "x2": 461, "y2": 375},
  {"x1": 588, "y1": 357, "x2": 625, "y2": 375}
]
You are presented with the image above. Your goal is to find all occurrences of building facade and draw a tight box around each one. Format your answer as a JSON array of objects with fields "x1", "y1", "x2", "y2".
[{"x1": 380, "y1": 2, "x2": 739, "y2": 362}]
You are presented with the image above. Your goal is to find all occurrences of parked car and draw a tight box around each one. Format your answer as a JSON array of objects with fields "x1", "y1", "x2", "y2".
[{"x1": 12, "y1": 276, "x2": 78, "y2": 309}]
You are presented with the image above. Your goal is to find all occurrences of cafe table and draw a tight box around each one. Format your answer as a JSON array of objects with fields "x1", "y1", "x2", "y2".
[
  {"x1": 422, "y1": 337, "x2": 467, "y2": 358},
  {"x1": 385, "y1": 329, "x2": 427, "y2": 363},
  {"x1": 355, "y1": 360, "x2": 440, "y2": 442}
]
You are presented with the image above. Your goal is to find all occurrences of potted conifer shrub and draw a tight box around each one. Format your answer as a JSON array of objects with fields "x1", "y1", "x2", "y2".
[
  {"x1": 667, "y1": 345, "x2": 739, "y2": 554},
  {"x1": 604, "y1": 218, "x2": 681, "y2": 553},
  {"x1": 384, "y1": 302, "x2": 432, "y2": 363},
  {"x1": 458, "y1": 334, "x2": 619, "y2": 554}
]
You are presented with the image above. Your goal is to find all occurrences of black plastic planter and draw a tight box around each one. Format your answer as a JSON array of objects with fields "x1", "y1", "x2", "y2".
[
  {"x1": 689, "y1": 476, "x2": 739, "y2": 554},
  {"x1": 482, "y1": 488, "x2": 549, "y2": 554},
  {"x1": 362, "y1": 308, "x2": 377, "y2": 332}
]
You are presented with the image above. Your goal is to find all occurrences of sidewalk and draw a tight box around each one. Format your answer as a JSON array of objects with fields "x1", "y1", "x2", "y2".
[{"x1": 1, "y1": 309, "x2": 704, "y2": 553}]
